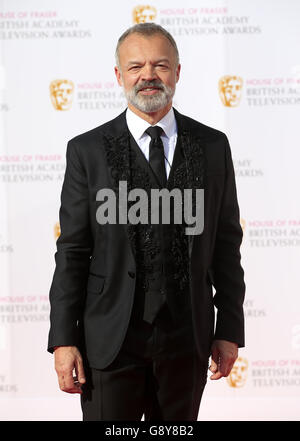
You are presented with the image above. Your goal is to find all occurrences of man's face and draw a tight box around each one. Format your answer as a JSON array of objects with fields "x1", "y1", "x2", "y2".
[{"x1": 115, "y1": 33, "x2": 180, "y2": 113}]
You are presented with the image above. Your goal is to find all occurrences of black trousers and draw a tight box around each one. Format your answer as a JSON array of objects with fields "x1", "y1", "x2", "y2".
[{"x1": 81, "y1": 303, "x2": 208, "y2": 421}]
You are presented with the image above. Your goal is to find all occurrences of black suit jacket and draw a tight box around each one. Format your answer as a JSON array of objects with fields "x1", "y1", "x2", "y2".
[{"x1": 48, "y1": 108, "x2": 245, "y2": 369}]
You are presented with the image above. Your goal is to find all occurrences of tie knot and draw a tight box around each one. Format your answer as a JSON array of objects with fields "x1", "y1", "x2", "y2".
[{"x1": 145, "y1": 126, "x2": 164, "y2": 140}]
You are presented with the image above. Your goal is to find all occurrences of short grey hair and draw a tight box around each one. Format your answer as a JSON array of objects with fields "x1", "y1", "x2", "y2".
[{"x1": 115, "y1": 23, "x2": 180, "y2": 69}]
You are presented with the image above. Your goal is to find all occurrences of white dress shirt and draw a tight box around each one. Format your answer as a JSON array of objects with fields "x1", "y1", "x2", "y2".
[{"x1": 126, "y1": 107, "x2": 178, "y2": 179}]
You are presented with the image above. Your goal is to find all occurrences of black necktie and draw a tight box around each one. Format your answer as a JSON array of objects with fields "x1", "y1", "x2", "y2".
[{"x1": 145, "y1": 126, "x2": 167, "y2": 187}]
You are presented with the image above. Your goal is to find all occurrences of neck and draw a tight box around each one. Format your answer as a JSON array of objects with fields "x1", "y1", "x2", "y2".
[{"x1": 128, "y1": 102, "x2": 172, "y2": 125}]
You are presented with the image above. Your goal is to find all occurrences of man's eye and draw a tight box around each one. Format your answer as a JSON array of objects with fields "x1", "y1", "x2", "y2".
[{"x1": 129, "y1": 66, "x2": 141, "y2": 70}]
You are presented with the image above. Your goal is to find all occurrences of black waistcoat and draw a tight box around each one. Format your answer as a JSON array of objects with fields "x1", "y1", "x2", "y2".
[{"x1": 127, "y1": 134, "x2": 192, "y2": 324}]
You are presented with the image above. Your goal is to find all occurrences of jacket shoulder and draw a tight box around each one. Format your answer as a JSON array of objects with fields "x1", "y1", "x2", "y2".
[
  {"x1": 68, "y1": 110, "x2": 127, "y2": 147},
  {"x1": 174, "y1": 109, "x2": 228, "y2": 143},
  {"x1": 175, "y1": 111, "x2": 232, "y2": 171}
]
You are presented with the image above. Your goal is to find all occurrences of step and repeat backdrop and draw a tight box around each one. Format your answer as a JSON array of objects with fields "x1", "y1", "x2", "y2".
[{"x1": 0, "y1": 0, "x2": 300, "y2": 420}]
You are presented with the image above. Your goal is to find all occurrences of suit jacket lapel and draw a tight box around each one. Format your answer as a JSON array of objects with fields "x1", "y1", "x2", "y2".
[
  {"x1": 101, "y1": 110, "x2": 132, "y2": 195},
  {"x1": 173, "y1": 108, "x2": 206, "y2": 258},
  {"x1": 129, "y1": 134, "x2": 161, "y2": 189},
  {"x1": 101, "y1": 111, "x2": 137, "y2": 260},
  {"x1": 101, "y1": 108, "x2": 205, "y2": 262}
]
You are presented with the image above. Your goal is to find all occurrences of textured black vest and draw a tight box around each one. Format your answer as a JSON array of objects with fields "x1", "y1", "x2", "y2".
[{"x1": 128, "y1": 133, "x2": 191, "y2": 324}]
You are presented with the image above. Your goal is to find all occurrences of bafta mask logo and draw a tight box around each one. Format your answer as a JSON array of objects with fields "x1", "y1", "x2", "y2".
[
  {"x1": 50, "y1": 79, "x2": 74, "y2": 111},
  {"x1": 219, "y1": 75, "x2": 243, "y2": 107},
  {"x1": 227, "y1": 357, "x2": 249, "y2": 388},
  {"x1": 133, "y1": 5, "x2": 157, "y2": 24},
  {"x1": 54, "y1": 222, "x2": 61, "y2": 240}
]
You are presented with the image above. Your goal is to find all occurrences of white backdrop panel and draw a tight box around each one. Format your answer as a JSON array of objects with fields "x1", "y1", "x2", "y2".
[{"x1": 0, "y1": 0, "x2": 299, "y2": 420}]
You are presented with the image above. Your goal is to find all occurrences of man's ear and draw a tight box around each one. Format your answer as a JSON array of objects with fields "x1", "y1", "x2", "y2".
[
  {"x1": 175, "y1": 63, "x2": 181, "y2": 83},
  {"x1": 114, "y1": 66, "x2": 123, "y2": 87}
]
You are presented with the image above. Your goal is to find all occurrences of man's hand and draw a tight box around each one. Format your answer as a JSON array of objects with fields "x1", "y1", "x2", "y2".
[
  {"x1": 54, "y1": 346, "x2": 86, "y2": 394},
  {"x1": 209, "y1": 339, "x2": 238, "y2": 380}
]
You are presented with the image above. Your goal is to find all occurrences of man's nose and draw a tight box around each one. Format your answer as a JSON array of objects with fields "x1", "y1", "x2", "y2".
[{"x1": 140, "y1": 64, "x2": 157, "y2": 81}]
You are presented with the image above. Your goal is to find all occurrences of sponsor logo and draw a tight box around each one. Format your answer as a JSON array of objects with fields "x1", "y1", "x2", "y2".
[
  {"x1": 0, "y1": 11, "x2": 92, "y2": 40},
  {"x1": 219, "y1": 75, "x2": 243, "y2": 107},
  {"x1": 157, "y1": 8, "x2": 262, "y2": 37},
  {"x1": 54, "y1": 222, "x2": 60, "y2": 240},
  {"x1": 50, "y1": 79, "x2": 74, "y2": 111},
  {"x1": 242, "y1": 219, "x2": 300, "y2": 248},
  {"x1": 49, "y1": 80, "x2": 127, "y2": 112},
  {"x1": 251, "y1": 359, "x2": 300, "y2": 388},
  {"x1": 245, "y1": 76, "x2": 300, "y2": 106},
  {"x1": 220, "y1": 76, "x2": 300, "y2": 107},
  {"x1": 0, "y1": 153, "x2": 65, "y2": 183},
  {"x1": 233, "y1": 158, "x2": 264, "y2": 178},
  {"x1": 244, "y1": 298, "x2": 267, "y2": 319},
  {"x1": 132, "y1": 5, "x2": 157, "y2": 24},
  {"x1": 0, "y1": 295, "x2": 50, "y2": 325},
  {"x1": 227, "y1": 357, "x2": 249, "y2": 388}
]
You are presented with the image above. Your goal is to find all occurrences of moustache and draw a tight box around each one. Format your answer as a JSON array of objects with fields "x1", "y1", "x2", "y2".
[{"x1": 135, "y1": 81, "x2": 165, "y2": 93}]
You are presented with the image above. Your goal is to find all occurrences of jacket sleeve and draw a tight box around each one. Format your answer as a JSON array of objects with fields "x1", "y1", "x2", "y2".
[
  {"x1": 212, "y1": 135, "x2": 246, "y2": 347},
  {"x1": 47, "y1": 139, "x2": 92, "y2": 353}
]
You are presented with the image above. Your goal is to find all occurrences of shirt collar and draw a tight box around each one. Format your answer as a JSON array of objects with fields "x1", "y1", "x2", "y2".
[{"x1": 126, "y1": 107, "x2": 177, "y2": 141}]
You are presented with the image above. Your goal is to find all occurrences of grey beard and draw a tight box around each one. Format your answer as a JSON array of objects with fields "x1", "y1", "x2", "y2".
[{"x1": 124, "y1": 81, "x2": 175, "y2": 113}]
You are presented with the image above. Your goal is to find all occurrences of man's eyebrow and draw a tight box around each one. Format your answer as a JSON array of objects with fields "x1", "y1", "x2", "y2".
[
  {"x1": 155, "y1": 58, "x2": 171, "y2": 64},
  {"x1": 126, "y1": 59, "x2": 171, "y2": 67},
  {"x1": 127, "y1": 61, "x2": 143, "y2": 66}
]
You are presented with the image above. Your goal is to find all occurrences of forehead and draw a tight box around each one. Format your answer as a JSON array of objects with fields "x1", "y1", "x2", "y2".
[{"x1": 118, "y1": 33, "x2": 175, "y2": 62}]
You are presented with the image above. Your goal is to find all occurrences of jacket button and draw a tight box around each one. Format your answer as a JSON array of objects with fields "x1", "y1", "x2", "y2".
[{"x1": 128, "y1": 271, "x2": 135, "y2": 278}]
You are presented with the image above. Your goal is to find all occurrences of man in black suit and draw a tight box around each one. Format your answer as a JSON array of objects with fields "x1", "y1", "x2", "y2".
[{"x1": 48, "y1": 23, "x2": 245, "y2": 421}]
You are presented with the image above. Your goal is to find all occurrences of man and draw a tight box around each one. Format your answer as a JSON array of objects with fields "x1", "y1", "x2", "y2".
[{"x1": 48, "y1": 23, "x2": 245, "y2": 421}]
